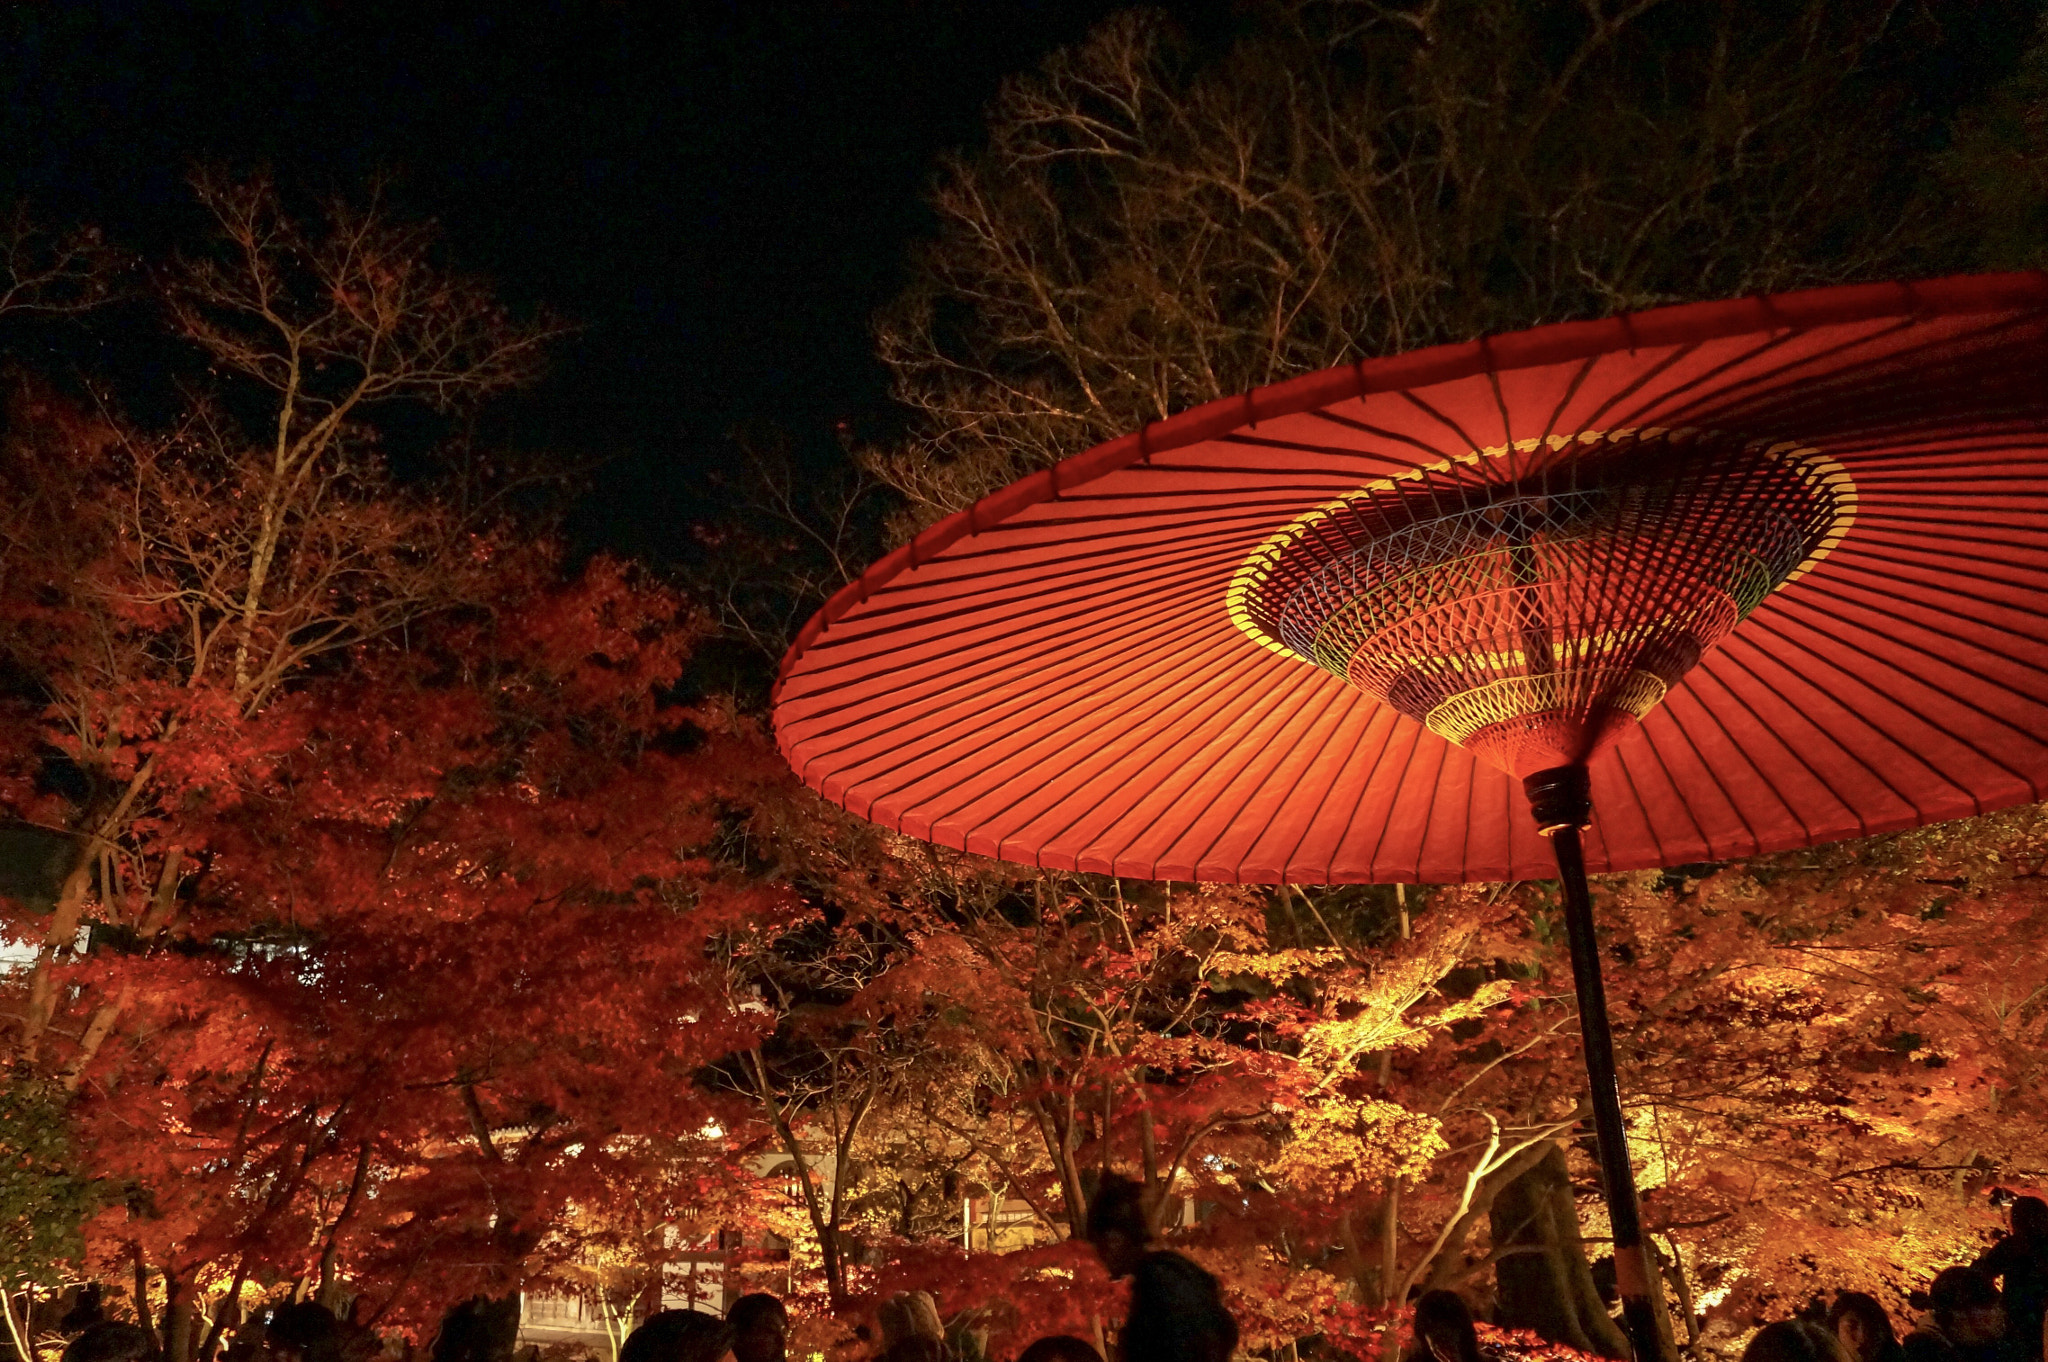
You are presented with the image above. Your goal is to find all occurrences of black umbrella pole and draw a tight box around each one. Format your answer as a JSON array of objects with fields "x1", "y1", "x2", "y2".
[{"x1": 1526, "y1": 767, "x2": 1675, "y2": 1362}]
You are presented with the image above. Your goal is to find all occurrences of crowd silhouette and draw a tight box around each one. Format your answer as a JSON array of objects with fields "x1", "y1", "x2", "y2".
[
  {"x1": 1738, "y1": 1196, "x2": 2048, "y2": 1362},
  {"x1": 40, "y1": 1188, "x2": 2048, "y2": 1362}
]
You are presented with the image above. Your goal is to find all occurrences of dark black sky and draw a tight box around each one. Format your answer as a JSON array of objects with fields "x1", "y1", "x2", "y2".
[
  {"x1": 0, "y1": 0, "x2": 1199, "y2": 560},
  {"x1": 1, "y1": 1, "x2": 2037, "y2": 566}
]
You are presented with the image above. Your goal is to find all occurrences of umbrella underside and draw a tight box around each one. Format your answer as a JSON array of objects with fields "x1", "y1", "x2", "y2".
[
  {"x1": 1231, "y1": 426, "x2": 1851, "y2": 778},
  {"x1": 775, "y1": 277, "x2": 2048, "y2": 884}
]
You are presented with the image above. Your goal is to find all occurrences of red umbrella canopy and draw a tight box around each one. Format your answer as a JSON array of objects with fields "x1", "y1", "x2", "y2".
[{"x1": 774, "y1": 275, "x2": 2048, "y2": 884}]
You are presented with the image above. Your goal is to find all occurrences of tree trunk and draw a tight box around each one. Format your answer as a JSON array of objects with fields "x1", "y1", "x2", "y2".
[
  {"x1": 1378, "y1": 1179, "x2": 1402, "y2": 1305},
  {"x1": 16, "y1": 856, "x2": 92, "y2": 1063},
  {"x1": 1491, "y1": 1144, "x2": 1628, "y2": 1359},
  {"x1": 200, "y1": 1291, "x2": 242, "y2": 1362},
  {"x1": 1661, "y1": 1233, "x2": 1702, "y2": 1356},
  {"x1": 898, "y1": 1181, "x2": 917, "y2": 1238},
  {"x1": 55, "y1": 853, "x2": 181, "y2": 1089},
  {"x1": 744, "y1": 1047, "x2": 872, "y2": 1311},
  {"x1": 318, "y1": 1142, "x2": 374, "y2": 1310},
  {"x1": 163, "y1": 1274, "x2": 197, "y2": 1362},
  {"x1": 197, "y1": 1263, "x2": 249, "y2": 1362},
  {"x1": 1032, "y1": 1081, "x2": 1089, "y2": 1242},
  {"x1": 132, "y1": 1253, "x2": 157, "y2": 1358},
  {"x1": 3, "y1": 1283, "x2": 40, "y2": 1362},
  {"x1": 61, "y1": 982, "x2": 135, "y2": 1092}
]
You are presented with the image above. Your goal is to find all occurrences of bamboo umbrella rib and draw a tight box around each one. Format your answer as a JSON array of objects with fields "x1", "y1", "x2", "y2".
[
  {"x1": 1605, "y1": 741, "x2": 1679, "y2": 867},
  {"x1": 787, "y1": 463, "x2": 2048, "y2": 725},
  {"x1": 1267, "y1": 702, "x2": 1406, "y2": 882},
  {"x1": 1810, "y1": 557, "x2": 2048, "y2": 645},
  {"x1": 902, "y1": 611, "x2": 1320, "y2": 841},
  {"x1": 1696, "y1": 635, "x2": 1919, "y2": 823},
  {"x1": 1350, "y1": 712, "x2": 1431, "y2": 874},
  {"x1": 1653, "y1": 665, "x2": 1816, "y2": 842},
  {"x1": 790, "y1": 538, "x2": 1231, "y2": 669},
  {"x1": 1223, "y1": 429, "x2": 1461, "y2": 468},
  {"x1": 1400, "y1": 735, "x2": 1457, "y2": 881},
  {"x1": 1297, "y1": 410, "x2": 1488, "y2": 464},
  {"x1": 1632, "y1": 689, "x2": 1766, "y2": 855},
  {"x1": 1149, "y1": 669, "x2": 1369, "y2": 877},
  {"x1": 786, "y1": 491, "x2": 2048, "y2": 696},
  {"x1": 786, "y1": 436, "x2": 2048, "y2": 684},
  {"x1": 1835, "y1": 436, "x2": 2048, "y2": 462},
  {"x1": 1851, "y1": 471, "x2": 2048, "y2": 487},
  {"x1": 1535, "y1": 354, "x2": 1606, "y2": 444},
  {"x1": 785, "y1": 551, "x2": 1235, "y2": 719},
  {"x1": 1394, "y1": 388, "x2": 1503, "y2": 461},
  {"x1": 1638, "y1": 313, "x2": 2008, "y2": 430},
  {"x1": 1565, "y1": 340, "x2": 1722, "y2": 433},
  {"x1": 985, "y1": 648, "x2": 1330, "y2": 868},
  {"x1": 1850, "y1": 512, "x2": 2048, "y2": 545},
  {"x1": 1729, "y1": 611, "x2": 2039, "y2": 803},
  {"x1": 798, "y1": 494, "x2": 1302, "y2": 600},
  {"x1": 812, "y1": 611, "x2": 1257, "y2": 811},
  {"x1": 1695, "y1": 658, "x2": 1869, "y2": 840},
  {"x1": 1761, "y1": 585, "x2": 2048, "y2": 756},
  {"x1": 1828, "y1": 539, "x2": 2048, "y2": 595},
  {"x1": 785, "y1": 591, "x2": 1246, "y2": 768},
  {"x1": 1576, "y1": 328, "x2": 1827, "y2": 430}
]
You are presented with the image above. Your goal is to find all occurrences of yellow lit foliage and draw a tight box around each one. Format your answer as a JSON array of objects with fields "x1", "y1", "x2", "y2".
[{"x1": 1271, "y1": 1094, "x2": 1447, "y2": 1201}]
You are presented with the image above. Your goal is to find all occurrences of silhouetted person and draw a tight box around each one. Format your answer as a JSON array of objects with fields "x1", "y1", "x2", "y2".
[
  {"x1": 1745, "y1": 1321, "x2": 1853, "y2": 1362},
  {"x1": 620, "y1": 1310, "x2": 733, "y2": 1362},
  {"x1": 428, "y1": 1298, "x2": 520, "y2": 1362},
  {"x1": 1015, "y1": 1337, "x2": 1103, "y2": 1362},
  {"x1": 1830, "y1": 1292, "x2": 1906, "y2": 1362},
  {"x1": 267, "y1": 1303, "x2": 344, "y2": 1362},
  {"x1": 1979, "y1": 1197, "x2": 2048, "y2": 1360},
  {"x1": 1084, "y1": 1175, "x2": 1236, "y2": 1362},
  {"x1": 1907, "y1": 1268, "x2": 2012, "y2": 1362},
  {"x1": 58, "y1": 1285, "x2": 107, "y2": 1335},
  {"x1": 60, "y1": 1323, "x2": 151, "y2": 1362},
  {"x1": 728, "y1": 1295, "x2": 788, "y2": 1362},
  {"x1": 1402, "y1": 1291, "x2": 1484, "y2": 1362},
  {"x1": 877, "y1": 1293, "x2": 948, "y2": 1362}
]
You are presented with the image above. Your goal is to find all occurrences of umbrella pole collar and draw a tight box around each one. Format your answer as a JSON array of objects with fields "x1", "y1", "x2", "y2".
[
  {"x1": 1525, "y1": 763, "x2": 1593, "y2": 834},
  {"x1": 1525, "y1": 764, "x2": 1676, "y2": 1362}
]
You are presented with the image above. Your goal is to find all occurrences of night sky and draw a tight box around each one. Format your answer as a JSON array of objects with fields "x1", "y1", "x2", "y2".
[
  {"x1": 0, "y1": 2, "x2": 2036, "y2": 566},
  {"x1": 0, "y1": 0, "x2": 1219, "y2": 561}
]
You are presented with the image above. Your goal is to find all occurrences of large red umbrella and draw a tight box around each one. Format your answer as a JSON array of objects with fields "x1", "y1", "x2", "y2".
[{"x1": 774, "y1": 273, "x2": 2048, "y2": 1359}]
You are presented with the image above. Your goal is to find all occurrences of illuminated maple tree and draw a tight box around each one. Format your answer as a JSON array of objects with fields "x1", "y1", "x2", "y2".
[
  {"x1": 721, "y1": 798, "x2": 1523, "y2": 1355},
  {"x1": 0, "y1": 179, "x2": 791, "y2": 1357}
]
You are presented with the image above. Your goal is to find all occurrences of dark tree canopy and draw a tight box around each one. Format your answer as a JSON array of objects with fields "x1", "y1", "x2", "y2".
[{"x1": 865, "y1": 0, "x2": 2013, "y2": 533}]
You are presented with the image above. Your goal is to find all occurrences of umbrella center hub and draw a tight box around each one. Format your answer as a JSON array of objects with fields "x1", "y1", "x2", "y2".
[{"x1": 1230, "y1": 427, "x2": 1855, "y2": 776}]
